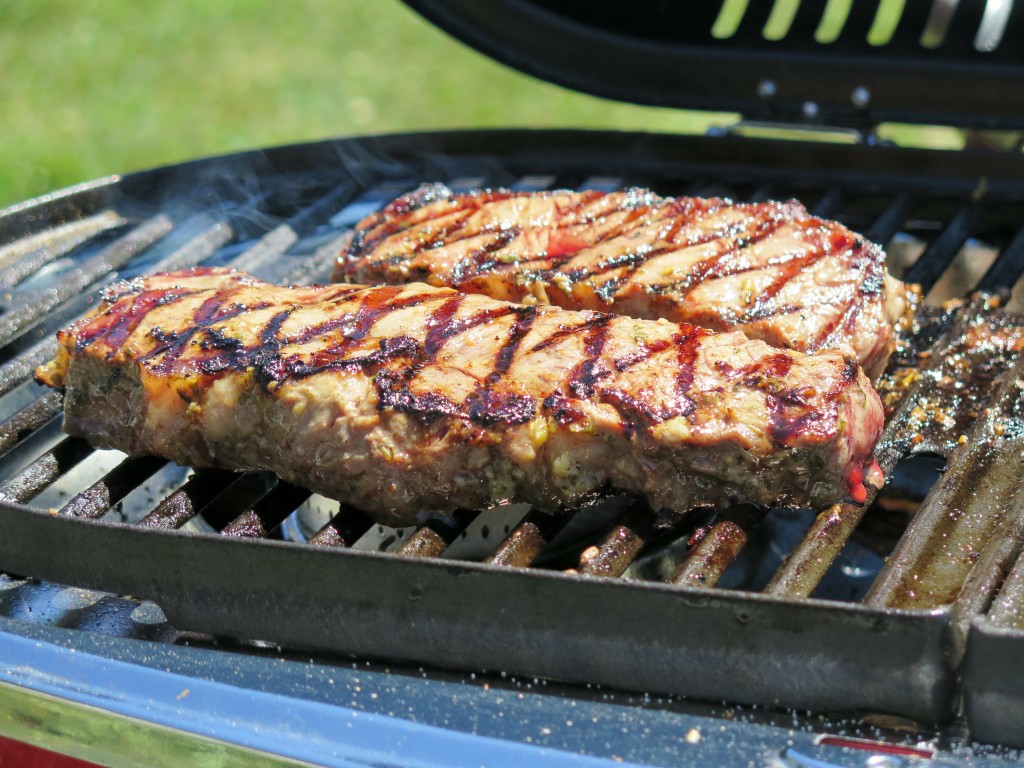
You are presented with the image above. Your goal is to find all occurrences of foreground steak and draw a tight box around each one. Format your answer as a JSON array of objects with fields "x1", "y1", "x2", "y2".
[
  {"x1": 36, "y1": 267, "x2": 884, "y2": 526},
  {"x1": 337, "y1": 184, "x2": 909, "y2": 379}
]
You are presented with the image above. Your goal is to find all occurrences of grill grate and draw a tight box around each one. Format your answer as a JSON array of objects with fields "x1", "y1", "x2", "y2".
[{"x1": 2, "y1": 131, "x2": 1024, "y2": 726}]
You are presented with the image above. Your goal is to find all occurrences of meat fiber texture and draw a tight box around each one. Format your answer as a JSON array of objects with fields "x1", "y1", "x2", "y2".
[
  {"x1": 338, "y1": 184, "x2": 911, "y2": 380},
  {"x1": 36, "y1": 268, "x2": 884, "y2": 527}
]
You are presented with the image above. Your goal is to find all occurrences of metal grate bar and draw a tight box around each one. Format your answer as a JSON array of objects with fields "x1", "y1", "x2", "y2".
[
  {"x1": 327, "y1": 181, "x2": 416, "y2": 230},
  {"x1": 0, "y1": 213, "x2": 125, "y2": 289},
  {"x1": 745, "y1": 183, "x2": 775, "y2": 202},
  {"x1": 0, "y1": 391, "x2": 62, "y2": 456},
  {"x1": 987, "y1": 552, "x2": 1024, "y2": 630},
  {"x1": 286, "y1": 179, "x2": 473, "y2": 286},
  {"x1": 0, "y1": 211, "x2": 123, "y2": 274},
  {"x1": 879, "y1": 295, "x2": 1013, "y2": 465},
  {"x1": 308, "y1": 504, "x2": 375, "y2": 547},
  {"x1": 282, "y1": 233, "x2": 351, "y2": 286},
  {"x1": 283, "y1": 183, "x2": 360, "y2": 237},
  {"x1": 447, "y1": 177, "x2": 488, "y2": 193},
  {"x1": 486, "y1": 510, "x2": 572, "y2": 568},
  {"x1": 218, "y1": 183, "x2": 369, "y2": 283},
  {"x1": 510, "y1": 175, "x2": 557, "y2": 192},
  {"x1": 0, "y1": 338, "x2": 58, "y2": 399},
  {"x1": 673, "y1": 506, "x2": 768, "y2": 588},
  {"x1": 0, "y1": 216, "x2": 173, "y2": 348},
  {"x1": 59, "y1": 455, "x2": 168, "y2": 519},
  {"x1": 764, "y1": 295, "x2": 996, "y2": 598},
  {"x1": 221, "y1": 482, "x2": 311, "y2": 538},
  {"x1": 196, "y1": 472, "x2": 277, "y2": 532},
  {"x1": 576, "y1": 502, "x2": 655, "y2": 578},
  {"x1": 396, "y1": 510, "x2": 477, "y2": 558},
  {"x1": 137, "y1": 470, "x2": 240, "y2": 530},
  {"x1": 145, "y1": 221, "x2": 234, "y2": 275},
  {"x1": 903, "y1": 200, "x2": 989, "y2": 292},
  {"x1": 0, "y1": 437, "x2": 93, "y2": 504},
  {"x1": 810, "y1": 188, "x2": 845, "y2": 218},
  {"x1": 578, "y1": 177, "x2": 622, "y2": 193},
  {"x1": 952, "y1": 493, "x2": 1024, "y2": 644},
  {"x1": 764, "y1": 495, "x2": 881, "y2": 599},
  {"x1": 282, "y1": 180, "x2": 455, "y2": 286},
  {"x1": 865, "y1": 348, "x2": 1024, "y2": 610},
  {"x1": 220, "y1": 512, "x2": 268, "y2": 540},
  {"x1": 976, "y1": 221, "x2": 1024, "y2": 293},
  {"x1": 226, "y1": 224, "x2": 299, "y2": 278},
  {"x1": 865, "y1": 193, "x2": 916, "y2": 246}
]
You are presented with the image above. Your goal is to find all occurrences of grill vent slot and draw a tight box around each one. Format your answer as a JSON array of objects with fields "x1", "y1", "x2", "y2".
[
  {"x1": 920, "y1": 0, "x2": 958, "y2": 48},
  {"x1": 976, "y1": 0, "x2": 1014, "y2": 50},
  {"x1": 708, "y1": 0, "x2": 1013, "y2": 50}
]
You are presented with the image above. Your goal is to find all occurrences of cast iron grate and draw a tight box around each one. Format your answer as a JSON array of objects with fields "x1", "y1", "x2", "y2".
[{"x1": 1, "y1": 131, "x2": 1023, "y2": 727}]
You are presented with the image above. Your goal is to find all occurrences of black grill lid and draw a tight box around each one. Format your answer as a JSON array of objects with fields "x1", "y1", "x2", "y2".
[{"x1": 404, "y1": 0, "x2": 1024, "y2": 130}]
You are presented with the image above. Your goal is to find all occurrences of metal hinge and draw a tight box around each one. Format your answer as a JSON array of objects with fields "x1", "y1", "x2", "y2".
[{"x1": 707, "y1": 119, "x2": 886, "y2": 147}]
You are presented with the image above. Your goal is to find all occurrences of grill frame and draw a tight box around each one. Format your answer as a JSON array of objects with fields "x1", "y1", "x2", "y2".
[
  {"x1": 0, "y1": 494, "x2": 957, "y2": 722},
  {"x1": 2, "y1": 128, "x2": 1024, "y2": 736}
]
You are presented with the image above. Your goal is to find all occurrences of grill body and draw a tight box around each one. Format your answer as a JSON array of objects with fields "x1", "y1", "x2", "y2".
[{"x1": 2, "y1": 129, "x2": 1024, "y2": 756}]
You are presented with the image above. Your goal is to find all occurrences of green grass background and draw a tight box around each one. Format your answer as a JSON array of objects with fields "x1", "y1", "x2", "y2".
[
  {"x1": 0, "y1": 0, "x2": 727, "y2": 209},
  {"x1": 1, "y1": 1, "x2": 962, "y2": 210}
]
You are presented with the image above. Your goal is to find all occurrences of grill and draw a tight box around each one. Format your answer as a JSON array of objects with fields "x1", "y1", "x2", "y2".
[{"x1": 5, "y1": 1, "x2": 1024, "y2": 763}]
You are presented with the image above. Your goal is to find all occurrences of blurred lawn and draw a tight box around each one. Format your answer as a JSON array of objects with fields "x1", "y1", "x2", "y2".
[
  {"x1": 1, "y1": 1, "x2": 964, "y2": 210},
  {"x1": 0, "y1": 0, "x2": 724, "y2": 209}
]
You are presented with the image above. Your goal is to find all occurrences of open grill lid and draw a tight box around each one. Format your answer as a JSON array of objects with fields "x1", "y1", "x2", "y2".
[{"x1": 403, "y1": 0, "x2": 1024, "y2": 130}]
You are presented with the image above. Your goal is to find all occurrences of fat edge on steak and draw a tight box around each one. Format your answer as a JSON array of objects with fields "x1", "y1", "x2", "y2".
[
  {"x1": 36, "y1": 267, "x2": 884, "y2": 527},
  {"x1": 338, "y1": 184, "x2": 911, "y2": 379}
]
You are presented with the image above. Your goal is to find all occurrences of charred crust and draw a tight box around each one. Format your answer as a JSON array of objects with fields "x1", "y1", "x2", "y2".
[
  {"x1": 449, "y1": 228, "x2": 519, "y2": 284},
  {"x1": 842, "y1": 357, "x2": 860, "y2": 381},
  {"x1": 542, "y1": 393, "x2": 585, "y2": 426},
  {"x1": 464, "y1": 389, "x2": 537, "y2": 426},
  {"x1": 374, "y1": 368, "x2": 460, "y2": 422},
  {"x1": 594, "y1": 276, "x2": 626, "y2": 303},
  {"x1": 198, "y1": 327, "x2": 243, "y2": 352},
  {"x1": 597, "y1": 388, "x2": 665, "y2": 436},
  {"x1": 613, "y1": 339, "x2": 672, "y2": 372},
  {"x1": 374, "y1": 367, "x2": 538, "y2": 428}
]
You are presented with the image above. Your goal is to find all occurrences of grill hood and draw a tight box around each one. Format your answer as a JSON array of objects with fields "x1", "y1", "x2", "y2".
[{"x1": 403, "y1": 0, "x2": 1024, "y2": 129}]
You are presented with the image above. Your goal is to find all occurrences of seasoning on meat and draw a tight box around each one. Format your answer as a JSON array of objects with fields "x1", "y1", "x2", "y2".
[
  {"x1": 337, "y1": 184, "x2": 910, "y2": 379},
  {"x1": 36, "y1": 267, "x2": 885, "y2": 527}
]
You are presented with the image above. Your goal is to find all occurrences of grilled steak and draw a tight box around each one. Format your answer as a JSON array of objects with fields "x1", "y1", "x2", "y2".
[
  {"x1": 36, "y1": 267, "x2": 884, "y2": 526},
  {"x1": 337, "y1": 184, "x2": 909, "y2": 378}
]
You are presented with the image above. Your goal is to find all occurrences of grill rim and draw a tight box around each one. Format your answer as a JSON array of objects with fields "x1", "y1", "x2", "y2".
[
  {"x1": 10, "y1": 127, "x2": 1024, "y2": 235},
  {"x1": 0, "y1": 494, "x2": 958, "y2": 723}
]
